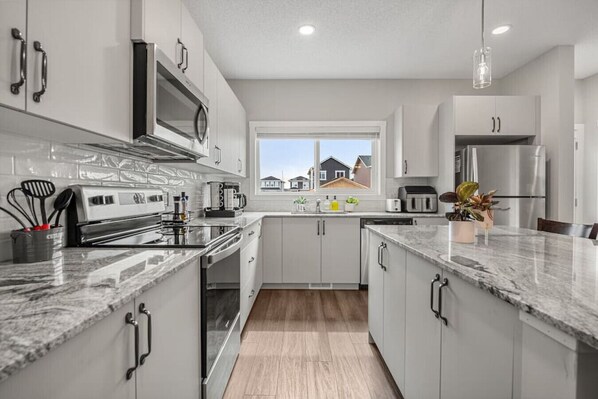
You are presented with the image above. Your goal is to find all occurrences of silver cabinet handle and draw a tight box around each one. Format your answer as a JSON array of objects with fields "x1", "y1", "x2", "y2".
[
  {"x1": 32, "y1": 41, "x2": 47, "y2": 102},
  {"x1": 404, "y1": 160, "x2": 408, "y2": 175},
  {"x1": 125, "y1": 313, "x2": 139, "y2": 380},
  {"x1": 182, "y1": 46, "x2": 189, "y2": 72},
  {"x1": 248, "y1": 256, "x2": 255, "y2": 263},
  {"x1": 177, "y1": 38, "x2": 184, "y2": 69},
  {"x1": 10, "y1": 28, "x2": 26, "y2": 95},
  {"x1": 378, "y1": 242, "x2": 387, "y2": 271},
  {"x1": 438, "y1": 278, "x2": 449, "y2": 325}
]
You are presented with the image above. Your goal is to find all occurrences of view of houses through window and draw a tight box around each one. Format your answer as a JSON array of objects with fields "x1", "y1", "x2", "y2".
[{"x1": 258, "y1": 137, "x2": 373, "y2": 193}]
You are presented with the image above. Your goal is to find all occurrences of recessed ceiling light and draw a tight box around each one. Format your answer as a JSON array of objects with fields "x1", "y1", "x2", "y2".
[
  {"x1": 492, "y1": 25, "x2": 511, "y2": 35},
  {"x1": 299, "y1": 25, "x2": 315, "y2": 36}
]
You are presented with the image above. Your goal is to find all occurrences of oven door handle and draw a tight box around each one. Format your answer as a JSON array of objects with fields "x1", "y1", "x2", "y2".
[{"x1": 204, "y1": 234, "x2": 243, "y2": 267}]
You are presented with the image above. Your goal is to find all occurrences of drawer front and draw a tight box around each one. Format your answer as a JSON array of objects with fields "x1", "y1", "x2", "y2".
[
  {"x1": 242, "y1": 220, "x2": 262, "y2": 249},
  {"x1": 241, "y1": 238, "x2": 260, "y2": 293}
]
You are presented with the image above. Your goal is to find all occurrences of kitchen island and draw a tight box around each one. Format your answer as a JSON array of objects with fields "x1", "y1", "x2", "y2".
[{"x1": 367, "y1": 224, "x2": 598, "y2": 399}]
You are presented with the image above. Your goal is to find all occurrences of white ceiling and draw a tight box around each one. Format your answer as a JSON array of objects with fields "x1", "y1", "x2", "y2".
[{"x1": 183, "y1": 0, "x2": 598, "y2": 80}]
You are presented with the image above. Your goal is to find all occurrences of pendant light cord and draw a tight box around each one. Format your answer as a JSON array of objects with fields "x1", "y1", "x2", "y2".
[{"x1": 481, "y1": 0, "x2": 485, "y2": 48}]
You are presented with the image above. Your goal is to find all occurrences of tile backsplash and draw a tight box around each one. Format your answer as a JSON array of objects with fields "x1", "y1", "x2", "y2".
[{"x1": 0, "y1": 130, "x2": 211, "y2": 261}]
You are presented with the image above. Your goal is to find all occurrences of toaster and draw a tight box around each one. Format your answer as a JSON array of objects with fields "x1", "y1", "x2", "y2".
[
  {"x1": 398, "y1": 186, "x2": 438, "y2": 213},
  {"x1": 385, "y1": 199, "x2": 402, "y2": 213}
]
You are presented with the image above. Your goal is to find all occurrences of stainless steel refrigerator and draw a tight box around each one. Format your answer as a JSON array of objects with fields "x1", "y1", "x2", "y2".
[{"x1": 455, "y1": 145, "x2": 545, "y2": 229}]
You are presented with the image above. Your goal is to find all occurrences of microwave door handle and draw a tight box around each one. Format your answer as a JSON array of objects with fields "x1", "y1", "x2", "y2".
[{"x1": 194, "y1": 102, "x2": 209, "y2": 144}]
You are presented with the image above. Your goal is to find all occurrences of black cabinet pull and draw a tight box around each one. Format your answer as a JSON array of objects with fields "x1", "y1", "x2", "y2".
[
  {"x1": 177, "y1": 38, "x2": 184, "y2": 69},
  {"x1": 138, "y1": 303, "x2": 152, "y2": 365},
  {"x1": 322, "y1": 220, "x2": 326, "y2": 235},
  {"x1": 125, "y1": 312, "x2": 139, "y2": 380},
  {"x1": 497, "y1": 117, "x2": 501, "y2": 133},
  {"x1": 438, "y1": 278, "x2": 449, "y2": 325},
  {"x1": 491, "y1": 117, "x2": 496, "y2": 133},
  {"x1": 32, "y1": 41, "x2": 47, "y2": 103},
  {"x1": 182, "y1": 46, "x2": 189, "y2": 72},
  {"x1": 404, "y1": 160, "x2": 408, "y2": 175},
  {"x1": 249, "y1": 256, "x2": 255, "y2": 263},
  {"x1": 248, "y1": 230, "x2": 255, "y2": 236},
  {"x1": 10, "y1": 28, "x2": 26, "y2": 95},
  {"x1": 249, "y1": 289, "x2": 255, "y2": 298},
  {"x1": 317, "y1": 220, "x2": 320, "y2": 235},
  {"x1": 430, "y1": 274, "x2": 441, "y2": 318}
]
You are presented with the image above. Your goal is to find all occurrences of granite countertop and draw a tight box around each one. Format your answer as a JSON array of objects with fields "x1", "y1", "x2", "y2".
[
  {"x1": 367, "y1": 225, "x2": 598, "y2": 349},
  {"x1": 0, "y1": 247, "x2": 204, "y2": 383},
  {"x1": 193, "y1": 211, "x2": 445, "y2": 228}
]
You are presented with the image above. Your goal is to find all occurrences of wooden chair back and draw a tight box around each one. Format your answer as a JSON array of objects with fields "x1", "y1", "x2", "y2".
[{"x1": 537, "y1": 218, "x2": 594, "y2": 238}]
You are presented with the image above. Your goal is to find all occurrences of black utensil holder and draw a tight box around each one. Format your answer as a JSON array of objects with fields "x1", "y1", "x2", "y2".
[{"x1": 10, "y1": 227, "x2": 64, "y2": 263}]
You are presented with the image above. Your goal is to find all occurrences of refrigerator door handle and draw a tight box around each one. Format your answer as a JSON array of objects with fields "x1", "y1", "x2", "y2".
[{"x1": 471, "y1": 147, "x2": 479, "y2": 187}]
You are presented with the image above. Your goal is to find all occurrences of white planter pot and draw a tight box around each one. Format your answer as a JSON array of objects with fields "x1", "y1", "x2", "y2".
[
  {"x1": 475, "y1": 210, "x2": 494, "y2": 232},
  {"x1": 449, "y1": 221, "x2": 475, "y2": 243},
  {"x1": 345, "y1": 203, "x2": 356, "y2": 212}
]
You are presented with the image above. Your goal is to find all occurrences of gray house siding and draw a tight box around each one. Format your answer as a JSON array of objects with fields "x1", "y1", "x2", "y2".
[{"x1": 320, "y1": 158, "x2": 350, "y2": 185}]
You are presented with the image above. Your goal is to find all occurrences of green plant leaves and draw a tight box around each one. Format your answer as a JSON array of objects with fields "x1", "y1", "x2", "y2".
[{"x1": 456, "y1": 181, "x2": 479, "y2": 202}]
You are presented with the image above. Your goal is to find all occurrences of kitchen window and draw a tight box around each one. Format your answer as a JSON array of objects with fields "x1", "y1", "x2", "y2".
[{"x1": 250, "y1": 121, "x2": 386, "y2": 197}]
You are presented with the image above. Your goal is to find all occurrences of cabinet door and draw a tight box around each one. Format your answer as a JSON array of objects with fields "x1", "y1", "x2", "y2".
[
  {"x1": 237, "y1": 101, "x2": 247, "y2": 176},
  {"x1": 198, "y1": 51, "x2": 219, "y2": 168},
  {"x1": 413, "y1": 217, "x2": 448, "y2": 226},
  {"x1": 0, "y1": 0, "x2": 26, "y2": 110},
  {"x1": 439, "y1": 271, "x2": 517, "y2": 399},
  {"x1": 180, "y1": 4, "x2": 204, "y2": 91},
  {"x1": 256, "y1": 235, "x2": 263, "y2": 291},
  {"x1": 495, "y1": 95, "x2": 536, "y2": 136},
  {"x1": 453, "y1": 96, "x2": 496, "y2": 135},
  {"x1": 262, "y1": 217, "x2": 283, "y2": 283},
  {"x1": 396, "y1": 105, "x2": 439, "y2": 177},
  {"x1": 282, "y1": 218, "x2": 321, "y2": 283},
  {"x1": 368, "y1": 236, "x2": 384, "y2": 348},
  {"x1": 321, "y1": 218, "x2": 360, "y2": 283},
  {"x1": 383, "y1": 242, "x2": 407, "y2": 391},
  {"x1": 217, "y1": 71, "x2": 237, "y2": 173},
  {"x1": 404, "y1": 252, "x2": 441, "y2": 399},
  {"x1": 27, "y1": 0, "x2": 130, "y2": 142},
  {"x1": 0, "y1": 303, "x2": 136, "y2": 399},
  {"x1": 135, "y1": 261, "x2": 200, "y2": 399},
  {"x1": 132, "y1": 0, "x2": 181, "y2": 65}
]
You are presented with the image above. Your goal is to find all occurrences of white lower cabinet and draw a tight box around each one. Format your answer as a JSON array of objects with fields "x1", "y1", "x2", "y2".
[
  {"x1": 0, "y1": 261, "x2": 200, "y2": 399},
  {"x1": 240, "y1": 231, "x2": 261, "y2": 330},
  {"x1": 262, "y1": 217, "x2": 283, "y2": 283},
  {"x1": 413, "y1": 217, "x2": 448, "y2": 226},
  {"x1": 281, "y1": 217, "x2": 360, "y2": 285},
  {"x1": 371, "y1": 238, "x2": 518, "y2": 399}
]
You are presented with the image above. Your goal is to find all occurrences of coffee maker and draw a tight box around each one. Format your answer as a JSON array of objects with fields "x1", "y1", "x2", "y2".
[{"x1": 205, "y1": 181, "x2": 247, "y2": 217}]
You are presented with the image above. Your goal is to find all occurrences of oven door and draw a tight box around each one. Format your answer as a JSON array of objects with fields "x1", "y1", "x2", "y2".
[
  {"x1": 133, "y1": 43, "x2": 209, "y2": 159},
  {"x1": 200, "y1": 233, "x2": 242, "y2": 399}
]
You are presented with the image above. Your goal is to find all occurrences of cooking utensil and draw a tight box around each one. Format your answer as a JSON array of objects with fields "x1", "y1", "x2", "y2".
[
  {"x1": 7, "y1": 188, "x2": 35, "y2": 227},
  {"x1": 21, "y1": 180, "x2": 55, "y2": 228},
  {"x1": 0, "y1": 206, "x2": 29, "y2": 231},
  {"x1": 48, "y1": 188, "x2": 74, "y2": 228}
]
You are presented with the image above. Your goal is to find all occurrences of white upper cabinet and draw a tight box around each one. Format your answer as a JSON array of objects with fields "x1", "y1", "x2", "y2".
[
  {"x1": 393, "y1": 105, "x2": 439, "y2": 177},
  {"x1": 180, "y1": 4, "x2": 204, "y2": 91},
  {"x1": 0, "y1": 0, "x2": 27, "y2": 110},
  {"x1": 26, "y1": 0, "x2": 130, "y2": 142},
  {"x1": 453, "y1": 95, "x2": 537, "y2": 137},
  {"x1": 198, "y1": 51, "x2": 220, "y2": 168},
  {"x1": 132, "y1": 0, "x2": 181, "y2": 65},
  {"x1": 237, "y1": 101, "x2": 247, "y2": 177}
]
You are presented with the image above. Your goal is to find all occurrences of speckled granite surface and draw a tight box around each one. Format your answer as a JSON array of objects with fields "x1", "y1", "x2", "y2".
[
  {"x1": 0, "y1": 247, "x2": 203, "y2": 383},
  {"x1": 367, "y1": 225, "x2": 598, "y2": 349}
]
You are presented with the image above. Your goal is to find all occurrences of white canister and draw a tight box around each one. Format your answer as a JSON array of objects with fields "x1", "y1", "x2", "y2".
[{"x1": 449, "y1": 221, "x2": 475, "y2": 243}]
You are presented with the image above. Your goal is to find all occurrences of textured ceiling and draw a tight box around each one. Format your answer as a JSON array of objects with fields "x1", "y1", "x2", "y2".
[{"x1": 183, "y1": 0, "x2": 598, "y2": 79}]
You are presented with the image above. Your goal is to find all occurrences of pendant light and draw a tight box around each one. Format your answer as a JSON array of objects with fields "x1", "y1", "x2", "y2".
[{"x1": 473, "y1": 0, "x2": 492, "y2": 89}]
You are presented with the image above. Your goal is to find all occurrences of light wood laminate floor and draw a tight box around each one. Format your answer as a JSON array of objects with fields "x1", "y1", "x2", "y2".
[{"x1": 224, "y1": 289, "x2": 403, "y2": 399}]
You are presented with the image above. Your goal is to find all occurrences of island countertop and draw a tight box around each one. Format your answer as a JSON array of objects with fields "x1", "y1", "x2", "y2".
[
  {"x1": 0, "y1": 247, "x2": 204, "y2": 383},
  {"x1": 366, "y1": 225, "x2": 598, "y2": 350}
]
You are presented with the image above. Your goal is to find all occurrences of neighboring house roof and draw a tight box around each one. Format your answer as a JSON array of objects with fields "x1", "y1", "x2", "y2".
[
  {"x1": 352, "y1": 155, "x2": 372, "y2": 173},
  {"x1": 320, "y1": 156, "x2": 352, "y2": 170},
  {"x1": 261, "y1": 176, "x2": 283, "y2": 181},
  {"x1": 289, "y1": 176, "x2": 309, "y2": 181},
  {"x1": 320, "y1": 177, "x2": 368, "y2": 189}
]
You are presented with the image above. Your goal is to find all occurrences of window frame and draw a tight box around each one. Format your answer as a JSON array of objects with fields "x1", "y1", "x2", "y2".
[
  {"x1": 320, "y1": 170, "x2": 327, "y2": 181},
  {"x1": 335, "y1": 170, "x2": 346, "y2": 178},
  {"x1": 249, "y1": 121, "x2": 386, "y2": 199}
]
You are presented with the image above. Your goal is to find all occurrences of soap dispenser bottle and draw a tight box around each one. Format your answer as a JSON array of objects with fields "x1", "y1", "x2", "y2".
[
  {"x1": 323, "y1": 195, "x2": 331, "y2": 211},
  {"x1": 331, "y1": 196, "x2": 339, "y2": 211}
]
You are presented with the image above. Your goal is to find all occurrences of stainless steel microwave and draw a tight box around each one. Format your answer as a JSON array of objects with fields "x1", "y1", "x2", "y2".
[{"x1": 129, "y1": 43, "x2": 209, "y2": 161}]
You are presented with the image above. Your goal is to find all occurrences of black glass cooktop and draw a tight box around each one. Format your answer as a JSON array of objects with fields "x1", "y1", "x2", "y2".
[{"x1": 93, "y1": 224, "x2": 240, "y2": 248}]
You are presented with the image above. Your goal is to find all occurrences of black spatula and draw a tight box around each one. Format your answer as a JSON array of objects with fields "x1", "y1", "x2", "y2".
[{"x1": 21, "y1": 180, "x2": 56, "y2": 228}]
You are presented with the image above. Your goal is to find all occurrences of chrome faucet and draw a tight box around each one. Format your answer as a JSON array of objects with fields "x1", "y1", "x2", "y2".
[{"x1": 315, "y1": 198, "x2": 321, "y2": 213}]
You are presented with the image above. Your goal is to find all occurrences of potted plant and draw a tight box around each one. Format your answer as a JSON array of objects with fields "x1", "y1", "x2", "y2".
[
  {"x1": 293, "y1": 196, "x2": 308, "y2": 213},
  {"x1": 345, "y1": 196, "x2": 359, "y2": 212},
  {"x1": 469, "y1": 190, "x2": 500, "y2": 232},
  {"x1": 439, "y1": 181, "x2": 484, "y2": 243}
]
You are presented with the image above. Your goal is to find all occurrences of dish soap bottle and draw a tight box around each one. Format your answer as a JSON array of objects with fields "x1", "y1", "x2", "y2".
[
  {"x1": 331, "y1": 196, "x2": 339, "y2": 211},
  {"x1": 323, "y1": 195, "x2": 331, "y2": 211}
]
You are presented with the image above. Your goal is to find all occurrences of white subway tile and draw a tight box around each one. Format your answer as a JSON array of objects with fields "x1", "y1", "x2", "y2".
[
  {"x1": 15, "y1": 158, "x2": 78, "y2": 179},
  {"x1": 0, "y1": 155, "x2": 14, "y2": 175},
  {"x1": 148, "y1": 174, "x2": 169, "y2": 185},
  {"x1": 158, "y1": 165, "x2": 177, "y2": 177},
  {"x1": 0, "y1": 131, "x2": 50, "y2": 159},
  {"x1": 51, "y1": 144, "x2": 101, "y2": 165},
  {"x1": 118, "y1": 158, "x2": 136, "y2": 170},
  {"x1": 79, "y1": 165, "x2": 119, "y2": 181},
  {"x1": 120, "y1": 170, "x2": 148, "y2": 183},
  {"x1": 101, "y1": 154, "x2": 121, "y2": 168}
]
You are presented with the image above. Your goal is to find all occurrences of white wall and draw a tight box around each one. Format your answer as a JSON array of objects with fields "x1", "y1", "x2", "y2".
[
  {"x1": 499, "y1": 46, "x2": 575, "y2": 221},
  {"x1": 576, "y1": 73, "x2": 598, "y2": 224},
  {"x1": 229, "y1": 79, "x2": 501, "y2": 211}
]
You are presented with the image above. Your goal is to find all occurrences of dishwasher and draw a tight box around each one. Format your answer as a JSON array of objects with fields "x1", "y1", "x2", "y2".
[{"x1": 360, "y1": 218, "x2": 413, "y2": 286}]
